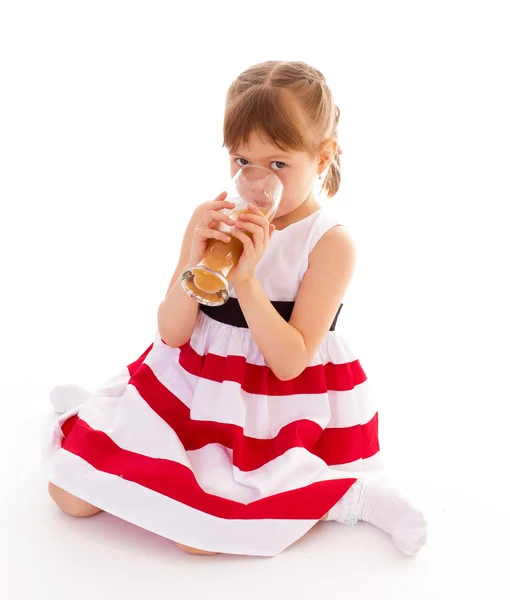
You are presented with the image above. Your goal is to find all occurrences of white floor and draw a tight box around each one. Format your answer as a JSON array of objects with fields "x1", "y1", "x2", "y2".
[{"x1": 1, "y1": 389, "x2": 508, "y2": 600}]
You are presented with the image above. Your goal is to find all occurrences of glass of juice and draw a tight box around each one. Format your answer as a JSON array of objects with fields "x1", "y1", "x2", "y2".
[{"x1": 181, "y1": 165, "x2": 284, "y2": 306}]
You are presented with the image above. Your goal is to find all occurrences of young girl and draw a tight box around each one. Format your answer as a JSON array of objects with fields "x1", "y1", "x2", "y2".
[{"x1": 45, "y1": 60, "x2": 427, "y2": 557}]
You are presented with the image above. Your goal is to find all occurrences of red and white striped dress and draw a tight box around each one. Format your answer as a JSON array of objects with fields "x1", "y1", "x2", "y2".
[{"x1": 45, "y1": 208, "x2": 382, "y2": 556}]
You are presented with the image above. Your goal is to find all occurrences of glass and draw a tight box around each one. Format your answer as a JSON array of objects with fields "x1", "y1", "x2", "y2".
[{"x1": 181, "y1": 164, "x2": 284, "y2": 306}]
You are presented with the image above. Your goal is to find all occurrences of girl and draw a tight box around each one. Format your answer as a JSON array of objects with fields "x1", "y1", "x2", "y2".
[{"x1": 45, "y1": 60, "x2": 427, "y2": 557}]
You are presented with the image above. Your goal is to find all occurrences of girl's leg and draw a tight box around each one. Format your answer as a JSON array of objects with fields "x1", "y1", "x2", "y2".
[
  {"x1": 175, "y1": 543, "x2": 218, "y2": 555},
  {"x1": 48, "y1": 482, "x2": 103, "y2": 518},
  {"x1": 176, "y1": 513, "x2": 329, "y2": 556},
  {"x1": 47, "y1": 483, "x2": 323, "y2": 555},
  {"x1": 49, "y1": 483, "x2": 214, "y2": 554}
]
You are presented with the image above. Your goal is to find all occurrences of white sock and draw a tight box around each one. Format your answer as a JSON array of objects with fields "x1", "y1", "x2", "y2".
[
  {"x1": 326, "y1": 481, "x2": 361, "y2": 525},
  {"x1": 49, "y1": 384, "x2": 92, "y2": 414},
  {"x1": 328, "y1": 475, "x2": 428, "y2": 556}
]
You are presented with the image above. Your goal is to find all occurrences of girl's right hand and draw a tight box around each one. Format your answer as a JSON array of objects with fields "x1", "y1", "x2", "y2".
[{"x1": 188, "y1": 192, "x2": 237, "y2": 267}]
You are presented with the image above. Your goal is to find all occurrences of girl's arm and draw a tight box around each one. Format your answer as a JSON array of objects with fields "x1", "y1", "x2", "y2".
[
  {"x1": 234, "y1": 225, "x2": 356, "y2": 380},
  {"x1": 157, "y1": 194, "x2": 235, "y2": 347},
  {"x1": 157, "y1": 206, "x2": 204, "y2": 348}
]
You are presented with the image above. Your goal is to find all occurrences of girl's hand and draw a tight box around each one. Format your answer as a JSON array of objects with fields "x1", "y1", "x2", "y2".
[
  {"x1": 188, "y1": 192, "x2": 237, "y2": 266},
  {"x1": 230, "y1": 204, "x2": 276, "y2": 285}
]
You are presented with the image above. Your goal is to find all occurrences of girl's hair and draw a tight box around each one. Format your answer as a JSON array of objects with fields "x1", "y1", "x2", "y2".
[{"x1": 223, "y1": 60, "x2": 341, "y2": 199}]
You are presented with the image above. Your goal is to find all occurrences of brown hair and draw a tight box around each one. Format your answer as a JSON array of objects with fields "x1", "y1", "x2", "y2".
[{"x1": 223, "y1": 61, "x2": 341, "y2": 199}]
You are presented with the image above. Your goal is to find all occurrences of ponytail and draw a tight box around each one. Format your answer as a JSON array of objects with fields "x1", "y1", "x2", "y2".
[
  {"x1": 320, "y1": 105, "x2": 341, "y2": 199},
  {"x1": 321, "y1": 149, "x2": 341, "y2": 199}
]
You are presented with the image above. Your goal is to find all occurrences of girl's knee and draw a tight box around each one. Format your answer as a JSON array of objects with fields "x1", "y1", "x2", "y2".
[
  {"x1": 176, "y1": 542, "x2": 218, "y2": 556},
  {"x1": 48, "y1": 482, "x2": 102, "y2": 518}
]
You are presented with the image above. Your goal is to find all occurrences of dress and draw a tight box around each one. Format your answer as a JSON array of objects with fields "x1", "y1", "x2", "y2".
[{"x1": 44, "y1": 208, "x2": 382, "y2": 557}]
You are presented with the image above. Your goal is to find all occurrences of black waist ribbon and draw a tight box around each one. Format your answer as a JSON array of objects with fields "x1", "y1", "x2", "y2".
[{"x1": 200, "y1": 297, "x2": 342, "y2": 330}]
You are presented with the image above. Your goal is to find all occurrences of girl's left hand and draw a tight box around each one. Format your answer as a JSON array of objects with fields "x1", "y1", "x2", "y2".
[{"x1": 230, "y1": 204, "x2": 276, "y2": 285}]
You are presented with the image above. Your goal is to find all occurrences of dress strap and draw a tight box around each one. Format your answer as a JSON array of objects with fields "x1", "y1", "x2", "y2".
[
  {"x1": 308, "y1": 211, "x2": 344, "y2": 254},
  {"x1": 200, "y1": 297, "x2": 342, "y2": 330}
]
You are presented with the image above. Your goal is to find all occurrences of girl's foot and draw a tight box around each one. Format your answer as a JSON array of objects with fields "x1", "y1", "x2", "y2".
[{"x1": 330, "y1": 475, "x2": 428, "y2": 556}]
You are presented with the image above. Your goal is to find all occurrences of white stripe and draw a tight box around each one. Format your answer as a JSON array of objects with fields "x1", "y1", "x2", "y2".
[
  {"x1": 146, "y1": 340, "x2": 377, "y2": 438},
  {"x1": 330, "y1": 452, "x2": 384, "y2": 473},
  {"x1": 187, "y1": 444, "x2": 361, "y2": 503},
  {"x1": 187, "y1": 312, "x2": 361, "y2": 366},
  {"x1": 71, "y1": 385, "x2": 366, "y2": 502},
  {"x1": 46, "y1": 449, "x2": 317, "y2": 557},
  {"x1": 76, "y1": 383, "x2": 194, "y2": 470}
]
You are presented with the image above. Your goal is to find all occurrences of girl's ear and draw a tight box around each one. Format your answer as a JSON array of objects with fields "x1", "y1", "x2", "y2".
[{"x1": 318, "y1": 137, "x2": 339, "y2": 172}]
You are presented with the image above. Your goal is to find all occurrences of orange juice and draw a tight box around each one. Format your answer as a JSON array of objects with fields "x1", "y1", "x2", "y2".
[{"x1": 193, "y1": 207, "x2": 270, "y2": 294}]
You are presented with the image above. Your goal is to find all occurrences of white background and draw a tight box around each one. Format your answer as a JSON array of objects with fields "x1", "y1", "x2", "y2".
[{"x1": 1, "y1": 1, "x2": 509, "y2": 598}]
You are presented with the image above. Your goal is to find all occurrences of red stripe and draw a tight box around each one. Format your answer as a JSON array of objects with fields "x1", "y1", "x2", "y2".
[
  {"x1": 176, "y1": 341, "x2": 367, "y2": 395},
  {"x1": 61, "y1": 417, "x2": 356, "y2": 520},
  {"x1": 127, "y1": 344, "x2": 153, "y2": 376},
  {"x1": 129, "y1": 364, "x2": 379, "y2": 472},
  {"x1": 61, "y1": 414, "x2": 79, "y2": 438}
]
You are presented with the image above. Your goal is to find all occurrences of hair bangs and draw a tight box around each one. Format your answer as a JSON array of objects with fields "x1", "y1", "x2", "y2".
[{"x1": 223, "y1": 85, "x2": 314, "y2": 156}]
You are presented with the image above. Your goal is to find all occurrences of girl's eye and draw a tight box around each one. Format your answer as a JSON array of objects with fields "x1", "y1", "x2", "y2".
[{"x1": 234, "y1": 157, "x2": 286, "y2": 170}]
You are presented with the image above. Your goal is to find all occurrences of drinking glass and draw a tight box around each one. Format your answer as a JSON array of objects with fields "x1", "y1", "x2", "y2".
[{"x1": 181, "y1": 165, "x2": 284, "y2": 306}]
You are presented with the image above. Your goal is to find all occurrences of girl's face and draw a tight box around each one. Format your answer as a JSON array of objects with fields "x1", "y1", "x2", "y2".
[{"x1": 229, "y1": 131, "x2": 319, "y2": 217}]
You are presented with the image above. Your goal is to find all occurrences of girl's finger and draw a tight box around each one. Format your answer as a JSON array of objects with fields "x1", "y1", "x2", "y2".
[
  {"x1": 208, "y1": 194, "x2": 236, "y2": 212},
  {"x1": 213, "y1": 199, "x2": 236, "y2": 209},
  {"x1": 204, "y1": 209, "x2": 236, "y2": 227},
  {"x1": 235, "y1": 220, "x2": 264, "y2": 239},
  {"x1": 238, "y1": 213, "x2": 268, "y2": 227},
  {"x1": 247, "y1": 203, "x2": 266, "y2": 217},
  {"x1": 235, "y1": 221, "x2": 265, "y2": 254},
  {"x1": 213, "y1": 191, "x2": 228, "y2": 202},
  {"x1": 238, "y1": 213, "x2": 269, "y2": 238},
  {"x1": 231, "y1": 228, "x2": 254, "y2": 253},
  {"x1": 198, "y1": 227, "x2": 231, "y2": 244},
  {"x1": 248, "y1": 204, "x2": 272, "y2": 232}
]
